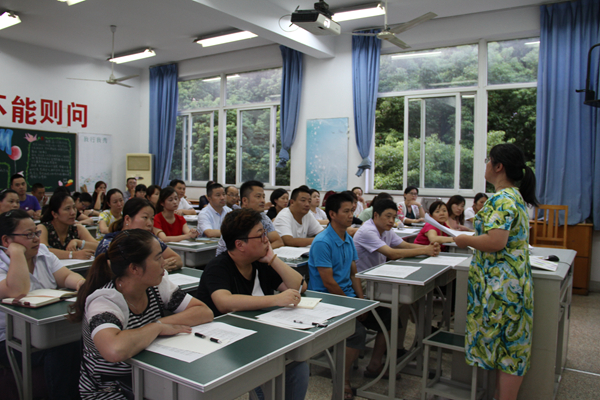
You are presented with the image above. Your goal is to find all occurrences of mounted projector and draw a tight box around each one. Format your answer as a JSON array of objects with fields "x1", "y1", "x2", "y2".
[{"x1": 291, "y1": 1, "x2": 341, "y2": 35}]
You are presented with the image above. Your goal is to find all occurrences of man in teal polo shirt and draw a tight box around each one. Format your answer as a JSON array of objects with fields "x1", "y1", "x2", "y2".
[{"x1": 308, "y1": 192, "x2": 390, "y2": 398}]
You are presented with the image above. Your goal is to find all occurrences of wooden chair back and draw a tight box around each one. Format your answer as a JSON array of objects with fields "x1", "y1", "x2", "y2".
[{"x1": 531, "y1": 204, "x2": 569, "y2": 249}]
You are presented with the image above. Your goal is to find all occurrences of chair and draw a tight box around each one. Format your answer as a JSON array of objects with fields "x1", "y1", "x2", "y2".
[{"x1": 531, "y1": 204, "x2": 569, "y2": 249}]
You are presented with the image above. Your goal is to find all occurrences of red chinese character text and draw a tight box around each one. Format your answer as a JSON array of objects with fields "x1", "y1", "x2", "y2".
[
  {"x1": 40, "y1": 99, "x2": 63, "y2": 125},
  {"x1": 68, "y1": 103, "x2": 88, "y2": 128},
  {"x1": 0, "y1": 95, "x2": 6, "y2": 116},
  {"x1": 12, "y1": 96, "x2": 37, "y2": 125}
]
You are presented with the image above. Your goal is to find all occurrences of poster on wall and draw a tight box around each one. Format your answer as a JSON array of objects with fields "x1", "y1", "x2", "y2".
[
  {"x1": 78, "y1": 133, "x2": 112, "y2": 193},
  {"x1": 0, "y1": 127, "x2": 76, "y2": 190},
  {"x1": 305, "y1": 118, "x2": 349, "y2": 191}
]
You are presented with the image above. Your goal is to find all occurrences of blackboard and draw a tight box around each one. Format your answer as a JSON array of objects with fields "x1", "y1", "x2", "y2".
[{"x1": 0, "y1": 127, "x2": 76, "y2": 191}]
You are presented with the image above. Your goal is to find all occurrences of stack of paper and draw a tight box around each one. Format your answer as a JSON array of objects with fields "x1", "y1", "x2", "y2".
[
  {"x1": 419, "y1": 256, "x2": 468, "y2": 267},
  {"x1": 530, "y1": 256, "x2": 558, "y2": 272},
  {"x1": 256, "y1": 302, "x2": 354, "y2": 330},
  {"x1": 273, "y1": 246, "x2": 311, "y2": 259},
  {"x1": 167, "y1": 274, "x2": 200, "y2": 286},
  {"x1": 362, "y1": 265, "x2": 421, "y2": 279}
]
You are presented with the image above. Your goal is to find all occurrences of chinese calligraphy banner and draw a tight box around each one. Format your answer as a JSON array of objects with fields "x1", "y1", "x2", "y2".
[
  {"x1": 78, "y1": 133, "x2": 112, "y2": 193},
  {"x1": 0, "y1": 126, "x2": 76, "y2": 190}
]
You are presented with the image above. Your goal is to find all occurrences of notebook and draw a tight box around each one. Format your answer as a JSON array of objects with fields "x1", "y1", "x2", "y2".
[{"x1": 2, "y1": 289, "x2": 77, "y2": 308}]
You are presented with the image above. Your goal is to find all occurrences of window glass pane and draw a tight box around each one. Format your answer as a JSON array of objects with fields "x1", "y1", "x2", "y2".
[
  {"x1": 226, "y1": 109, "x2": 237, "y2": 184},
  {"x1": 213, "y1": 112, "x2": 219, "y2": 181},
  {"x1": 178, "y1": 77, "x2": 221, "y2": 110},
  {"x1": 190, "y1": 113, "x2": 216, "y2": 182},
  {"x1": 240, "y1": 109, "x2": 271, "y2": 183},
  {"x1": 275, "y1": 106, "x2": 290, "y2": 186},
  {"x1": 460, "y1": 96, "x2": 475, "y2": 189},
  {"x1": 488, "y1": 38, "x2": 539, "y2": 85},
  {"x1": 422, "y1": 97, "x2": 455, "y2": 189},
  {"x1": 379, "y1": 44, "x2": 478, "y2": 92},
  {"x1": 170, "y1": 116, "x2": 186, "y2": 181},
  {"x1": 407, "y1": 99, "x2": 421, "y2": 188},
  {"x1": 226, "y1": 69, "x2": 282, "y2": 106},
  {"x1": 374, "y1": 97, "x2": 404, "y2": 190}
]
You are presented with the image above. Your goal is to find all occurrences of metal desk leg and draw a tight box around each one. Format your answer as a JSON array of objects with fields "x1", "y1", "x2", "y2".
[
  {"x1": 6, "y1": 314, "x2": 33, "y2": 400},
  {"x1": 332, "y1": 338, "x2": 346, "y2": 400},
  {"x1": 133, "y1": 365, "x2": 144, "y2": 400}
]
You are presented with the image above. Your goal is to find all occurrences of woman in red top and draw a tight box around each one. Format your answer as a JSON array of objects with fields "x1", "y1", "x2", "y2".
[
  {"x1": 153, "y1": 187, "x2": 199, "y2": 242},
  {"x1": 414, "y1": 200, "x2": 455, "y2": 250}
]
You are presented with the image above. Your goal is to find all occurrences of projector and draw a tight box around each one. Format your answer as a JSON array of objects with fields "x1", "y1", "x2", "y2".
[{"x1": 291, "y1": 2, "x2": 341, "y2": 36}]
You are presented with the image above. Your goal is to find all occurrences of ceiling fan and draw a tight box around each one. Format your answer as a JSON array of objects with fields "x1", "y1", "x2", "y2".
[
  {"x1": 351, "y1": 0, "x2": 437, "y2": 49},
  {"x1": 68, "y1": 25, "x2": 139, "y2": 88}
]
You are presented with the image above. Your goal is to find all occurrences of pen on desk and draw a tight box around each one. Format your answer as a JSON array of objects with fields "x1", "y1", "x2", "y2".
[
  {"x1": 194, "y1": 332, "x2": 206, "y2": 339},
  {"x1": 209, "y1": 337, "x2": 222, "y2": 344},
  {"x1": 293, "y1": 320, "x2": 304, "y2": 324}
]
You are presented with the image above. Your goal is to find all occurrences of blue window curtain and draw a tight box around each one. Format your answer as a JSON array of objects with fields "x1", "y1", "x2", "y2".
[
  {"x1": 352, "y1": 30, "x2": 381, "y2": 177},
  {"x1": 536, "y1": 0, "x2": 600, "y2": 228},
  {"x1": 149, "y1": 64, "x2": 179, "y2": 187},
  {"x1": 278, "y1": 45, "x2": 303, "y2": 168}
]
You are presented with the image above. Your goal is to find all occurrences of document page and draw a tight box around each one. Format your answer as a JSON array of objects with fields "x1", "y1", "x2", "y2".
[
  {"x1": 392, "y1": 227, "x2": 420, "y2": 234},
  {"x1": 256, "y1": 302, "x2": 354, "y2": 329},
  {"x1": 530, "y1": 256, "x2": 558, "y2": 272},
  {"x1": 167, "y1": 274, "x2": 200, "y2": 286},
  {"x1": 273, "y1": 246, "x2": 311, "y2": 259},
  {"x1": 362, "y1": 264, "x2": 421, "y2": 279},
  {"x1": 419, "y1": 256, "x2": 468, "y2": 267},
  {"x1": 424, "y1": 214, "x2": 475, "y2": 238}
]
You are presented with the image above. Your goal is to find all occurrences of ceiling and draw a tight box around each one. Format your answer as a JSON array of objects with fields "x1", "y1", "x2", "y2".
[{"x1": 0, "y1": 0, "x2": 553, "y2": 69}]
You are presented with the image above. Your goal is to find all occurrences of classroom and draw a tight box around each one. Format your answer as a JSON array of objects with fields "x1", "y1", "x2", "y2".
[{"x1": 0, "y1": 0, "x2": 599, "y2": 399}]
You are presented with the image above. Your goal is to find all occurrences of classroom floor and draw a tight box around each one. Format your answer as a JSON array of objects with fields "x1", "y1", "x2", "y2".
[{"x1": 236, "y1": 292, "x2": 600, "y2": 400}]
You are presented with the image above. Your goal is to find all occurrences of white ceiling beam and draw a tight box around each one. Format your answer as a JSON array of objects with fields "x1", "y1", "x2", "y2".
[{"x1": 192, "y1": 0, "x2": 336, "y2": 59}]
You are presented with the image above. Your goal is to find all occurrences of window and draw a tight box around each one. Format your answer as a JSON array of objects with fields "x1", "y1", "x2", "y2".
[
  {"x1": 172, "y1": 68, "x2": 289, "y2": 186},
  {"x1": 374, "y1": 38, "x2": 538, "y2": 195}
]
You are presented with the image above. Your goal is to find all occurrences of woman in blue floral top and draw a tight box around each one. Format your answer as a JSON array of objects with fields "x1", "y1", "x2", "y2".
[{"x1": 455, "y1": 143, "x2": 538, "y2": 400}]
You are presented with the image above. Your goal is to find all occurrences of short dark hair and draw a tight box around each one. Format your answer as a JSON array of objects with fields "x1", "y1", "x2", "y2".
[
  {"x1": 240, "y1": 180, "x2": 264, "y2": 200},
  {"x1": 169, "y1": 179, "x2": 185, "y2": 187},
  {"x1": 270, "y1": 188, "x2": 288, "y2": 204},
  {"x1": 156, "y1": 186, "x2": 176, "y2": 213},
  {"x1": 135, "y1": 184, "x2": 147, "y2": 193},
  {"x1": 351, "y1": 187, "x2": 363, "y2": 193},
  {"x1": 221, "y1": 208, "x2": 264, "y2": 251},
  {"x1": 290, "y1": 185, "x2": 311, "y2": 201},
  {"x1": 225, "y1": 186, "x2": 238, "y2": 195},
  {"x1": 74, "y1": 192, "x2": 93, "y2": 203},
  {"x1": 371, "y1": 192, "x2": 393, "y2": 208},
  {"x1": 343, "y1": 190, "x2": 358, "y2": 202},
  {"x1": 429, "y1": 200, "x2": 447, "y2": 215},
  {"x1": 0, "y1": 209, "x2": 32, "y2": 241},
  {"x1": 325, "y1": 192, "x2": 354, "y2": 222},
  {"x1": 308, "y1": 188, "x2": 319, "y2": 196},
  {"x1": 54, "y1": 186, "x2": 71, "y2": 195},
  {"x1": 474, "y1": 192, "x2": 488, "y2": 203},
  {"x1": 373, "y1": 199, "x2": 398, "y2": 217},
  {"x1": 127, "y1": 177, "x2": 137, "y2": 183},
  {"x1": 404, "y1": 186, "x2": 419, "y2": 195},
  {"x1": 31, "y1": 183, "x2": 45, "y2": 192},
  {"x1": 9, "y1": 174, "x2": 25, "y2": 186},
  {"x1": 145, "y1": 185, "x2": 161, "y2": 199},
  {"x1": 207, "y1": 182, "x2": 223, "y2": 197}
]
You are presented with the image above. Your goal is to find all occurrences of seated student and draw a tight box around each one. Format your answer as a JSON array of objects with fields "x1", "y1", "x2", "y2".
[
  {"x1": 38, "y1": 192, "x2": 98, "y2": 260},
  {"x1": 134, "y1": 184, "x2": 147, "y2": 199},
  {"x1": 357, "y1": 192, "x2": 393, "y2": 222},
  {"x1": 154, "y1": 187, "x2": 199, "y2": 242},
  {"x1": 342, "y1": 190, "x2": 365, "y2": 236},
  {"x1": 309, "y1": 188, "x2": 328, "y2": 224},
  {"x1": 69, "y1": 229, "x2": 213, "y2": 400},
  {"x1": 266, "y1": 188, "x2": 289, "y2": 220},
  {"x1": 198, "y1": 180, "x2": 214, "y2": 209},
  {"x1": 10, "y1": 174, "x2": 41, "y2": 219},
  {"x1": 123, "y1": 177, "x2": 137, "y2": 202},
  {"x1": 73, "y1": 192, "x2": 98, "y2": 225},
  {"x1": 0, "y1": 189, "x2": 20, "y2": 214},
  {"x1": 215, "y1": 180, "x2": 283, "y2": 256},
  {"x1": 197, "y1": 183, "x2": 231, "y2": 238},
  {"x1": 170, "y1": 179, "x2": 197, "y2": 215},
  {"x1": 464, "y1": 192, "x2": 488, "y2": 230},
  {"x1": 96, "y1": 198, "x2": 182, "y2": 272},
  {"x1": 446, "y1": 195, "x2": 473, "y2": 232},
  {"x1": 31, "y1": 183, "x2": 47, "y2": 208},
  {"x1": 225, "y1": 186, "x2": 241, "y2": 210},
  {"x1": 91, "y1": 181, "x2": 107, "y2": 211},
  {"x1": 352, "y1": 186, "x2": 366, "y2": 217},
  {"x1": 308, "y1": 193, "x2": 392, "y2": 398},
  {"x1": 273, "y1": 186, "x2": 323, "y2": 247},
  {"x1": 398, "y1": 186, "x2": 425, "y2": 225},
  {"x1": 97, "y1": 189, "x2": 124, "y2": 240},
  {"x1": 196, "y1": 208, "x2": 308, "y2": 400},
  {"x1": 145, "y1": 184, "x2": 161, "y2": 208},
  {"x1": 414, "y1": 200, "x2": 455, "y2": 250},
  {"x1": 0, "y1": 210, "x2": 85, "y2": 400},
  {"x1": 354, "y1": 199, "x2": 440, "y2": 273}
]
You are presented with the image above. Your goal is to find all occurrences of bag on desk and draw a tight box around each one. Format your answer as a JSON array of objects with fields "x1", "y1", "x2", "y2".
[{"x1": 2, "y1": 289, "x2": 76, "y2": 308}]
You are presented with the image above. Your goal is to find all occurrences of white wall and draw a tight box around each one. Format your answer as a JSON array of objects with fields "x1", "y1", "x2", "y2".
[{"x1": 0, "y1": 37, "x2": 144, "y2": 191}]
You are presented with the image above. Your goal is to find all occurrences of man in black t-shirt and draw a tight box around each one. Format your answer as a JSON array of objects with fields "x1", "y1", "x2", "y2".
[{"x1": 196, "y1": 208, "x2": 309, "y2": 399}]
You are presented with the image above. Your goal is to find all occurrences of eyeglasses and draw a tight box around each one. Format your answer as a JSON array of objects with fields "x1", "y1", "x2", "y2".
[
  {"x1": 408, "y1": 192, "x2": 418, "y2": 196},
  {"x1": 10, "y1": 230, "x2": 42, "y2": 240},
  {"x1": 240, "y1": 231, "x2": 268, "y2": 241}
]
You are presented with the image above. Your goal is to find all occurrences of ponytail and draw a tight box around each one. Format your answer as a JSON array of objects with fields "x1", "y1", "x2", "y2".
[
  {"x1": 69, "y1": 253, "x2": 113, "y2": 322},
  {"x1": 519, "y1": 166, "x2": 539, "y2": 207}
]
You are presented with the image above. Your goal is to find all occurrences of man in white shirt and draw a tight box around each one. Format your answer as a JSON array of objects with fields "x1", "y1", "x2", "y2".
[
  {"x1": 198, "y1": 183, "x2": 231, "y2": 237},
  {"x1": 170, "y1": 179, "x2": 197, "y2": 215},
  {"x1": 273, "y1": 186, "x2": 323, "y2": 247}
]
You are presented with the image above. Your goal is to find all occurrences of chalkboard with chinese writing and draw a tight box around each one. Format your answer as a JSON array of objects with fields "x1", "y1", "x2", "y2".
[{"x1": 0, "y1": 126, "x2": 76, "y2": 190}]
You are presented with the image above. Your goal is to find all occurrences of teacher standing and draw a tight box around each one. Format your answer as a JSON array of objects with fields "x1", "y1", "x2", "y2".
[{"x1": 454, "y1": 143, "x2": 538, "y2": 400}]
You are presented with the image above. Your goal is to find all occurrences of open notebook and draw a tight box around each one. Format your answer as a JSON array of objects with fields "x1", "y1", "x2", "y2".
[{"x1": 2, "y1": 289, "x2": 77, "y2": 308}]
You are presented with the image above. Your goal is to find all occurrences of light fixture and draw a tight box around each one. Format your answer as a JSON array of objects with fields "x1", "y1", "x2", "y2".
[
  {"x1": 331, "y1": 3, "x2": 385, "y2": 22},
  {"x1": 391, "y1": 51, "x2": 442, "y2": 60},
  {"x1": 525, "y1": 41, "x2": 540, "y2": 46},
  {"x1": 57, "y1": 0, "x2": 86, "y2": 5},
  {"x1": 0, "y1": 11, "x2": 21, "y2": 31},
  {"x1": 108, "y1": 49, "x2": 156, "y2": 64},
  {"x1": 195, "y1": 31, "x2": 257, "y2": 47}
]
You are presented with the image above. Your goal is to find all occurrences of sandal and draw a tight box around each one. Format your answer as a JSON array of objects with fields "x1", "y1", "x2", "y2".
[{"x1": 344, "y1": 384, "x2": 355, "y2": 400}]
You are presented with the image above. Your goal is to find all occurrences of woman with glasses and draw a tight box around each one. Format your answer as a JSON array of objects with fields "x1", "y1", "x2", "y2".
[
  {"x1": 398, "y1": 186, "x2": 425, "y2": 225},
  {"x1": 0, "y1": 209, "x2": 85, "y2": 400},
  {"x1": 38, "y1": 192, "x2": 98, "y2": 260},
  {"x1": 455, "y1": 144, "x2": 538, "y2": 400}
]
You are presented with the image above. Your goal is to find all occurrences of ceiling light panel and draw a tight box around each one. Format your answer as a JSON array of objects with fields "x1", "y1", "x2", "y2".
[
  {"x1": 0, "y1": 11, "x2": 21, "y2": 31},
  {"x1": 332, "y1": 4, "x2": 385, "y2": 22},
  {"x1": 109, "y1": 49, "x2": 156, "y2": 64},
  {"x1": 195, "y1": 31, "x2": 257, "y2": 47}
]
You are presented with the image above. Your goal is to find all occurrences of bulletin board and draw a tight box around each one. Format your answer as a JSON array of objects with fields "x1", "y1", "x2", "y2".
[
  {"x1": 305, "y1": 118, "x2": 349, "y2": 191},
  {"x1": 0, "y1": 126, "x2": 77, "y2": 190}
]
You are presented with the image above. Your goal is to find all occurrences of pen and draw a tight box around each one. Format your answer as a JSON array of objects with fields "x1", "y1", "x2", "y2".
[
  {"x1": 210, "y1": 337, "x2": 222, "y2": 344},
  {"x1": 299, "y1": 277, "x2": 304, "y2": 293},
  {"x1": 194, "y1": 332, "x2": 206, "y2": 338},
  {"x1": 293, "y1": 320, "x2": 304, "y2": 324}
]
